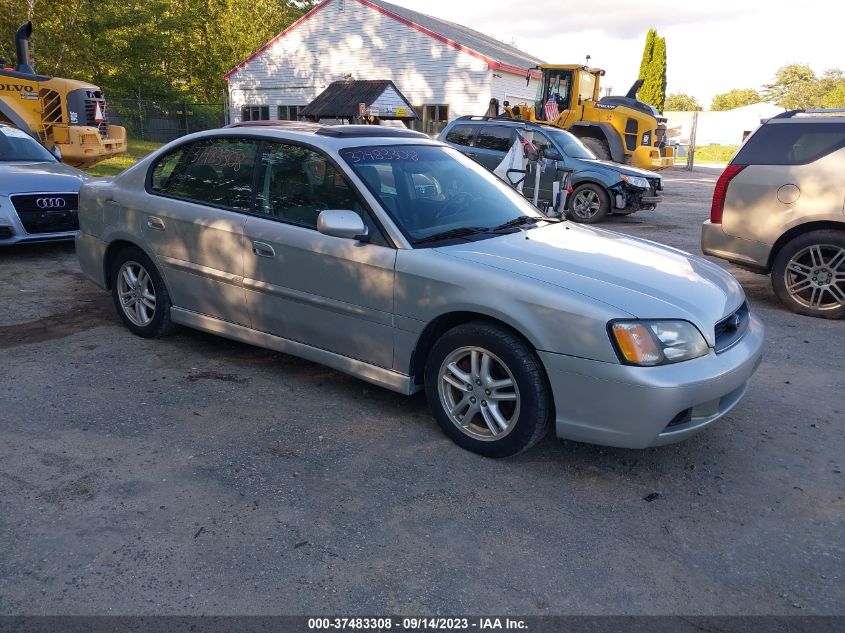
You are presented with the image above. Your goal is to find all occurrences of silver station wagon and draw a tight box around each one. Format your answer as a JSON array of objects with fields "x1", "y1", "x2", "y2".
[{"x1": 76, "y1": 124, "x2": 764, "y2": 457}]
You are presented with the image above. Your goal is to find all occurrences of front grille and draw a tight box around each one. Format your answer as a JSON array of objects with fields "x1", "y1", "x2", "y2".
[
  {"x1": 10, "y1": 194, "x2": 79, "y2": 234},
  {"x1": 714, "y1": 302, "x2": 749, "y2": 353},
  {"x1": 84, "y1": 99, "x2": 109, "y2": 136}
]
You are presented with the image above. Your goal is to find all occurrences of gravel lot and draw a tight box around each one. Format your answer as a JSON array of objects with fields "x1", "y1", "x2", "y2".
[{"x1": 1, "y1": 167, "x2": 843, "y2": 615}]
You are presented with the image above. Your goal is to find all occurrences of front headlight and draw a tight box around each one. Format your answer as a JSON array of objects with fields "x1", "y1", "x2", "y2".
[
  {"x1": 621, "y1": 175, "x2": 650, "y2": 189},
  {"x1": 609, "y1": 320, "x2": 709, "y2": 366}
]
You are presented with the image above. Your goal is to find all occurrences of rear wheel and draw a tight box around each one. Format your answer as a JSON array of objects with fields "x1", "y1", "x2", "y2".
[
  {"x1": 771, "y1": 230, "x2": 845, "y2": 319},
  {"x1": 110, "y1": 246, "x2": 177, "y2": 337},
  {"x1": 581, "y1": 137, "x2": 613, "y2": 161},
  {"x1": 566, "y1": 183, "x2": 610, "y2": 223},
  {"x1": 424, "y1": 322, "x2": 551, "y2": 457}
]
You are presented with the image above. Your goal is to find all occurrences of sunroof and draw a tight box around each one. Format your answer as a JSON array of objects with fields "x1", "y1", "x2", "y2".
[{"x1": 315, "y1": 125, "x2": 429, "y2": 139}]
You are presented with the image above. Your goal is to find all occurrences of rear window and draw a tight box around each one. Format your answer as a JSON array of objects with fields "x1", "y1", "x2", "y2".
[
  {"x1": 734, "y1": 121, "x2": 845, "y2": 165},
  {"x1": 475, "y1": 126, "x2": 514, "y2": 152},
  {"x1": 444, "y1": 124, "x2": 476, "y2": 147}
]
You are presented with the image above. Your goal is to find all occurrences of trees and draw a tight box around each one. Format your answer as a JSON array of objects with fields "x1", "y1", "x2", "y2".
[
  {"x1": 0, "y1": 0, "x2": 315, "y2": 101},
  {"x1": 710, "y1": 88, "x2": 762, "y2": 111},
  {"x1": 665, "y1": 93, "x2": 702, "y2": 111},
  {"x1": 762, "y1": 64, "x2": 845, "y2": 109},
  {"x1": 638, "y1": 28, "x2": 667, "y2": 112}
]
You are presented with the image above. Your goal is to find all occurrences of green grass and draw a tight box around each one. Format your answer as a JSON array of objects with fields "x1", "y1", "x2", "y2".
[
  {"x1": 86, "y1": 138, "x2": 163, "y2": 177},
  {"x1": 692, "y1": 144, "x2": 739, "y2": 165}
]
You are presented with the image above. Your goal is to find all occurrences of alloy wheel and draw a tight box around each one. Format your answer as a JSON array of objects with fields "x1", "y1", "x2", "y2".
[
  {"x1": 571, "y1": 190, "x2": 601, "y2": 219},
  {"x1": 437, "y1": 346, "x2": 520, "y2": 441},
  {"x1": 784, "y1": 244, "x2": 845, "y2": 312},
  {"x1": 117, "y1": 260, "x2": 157, "y2": 326}
]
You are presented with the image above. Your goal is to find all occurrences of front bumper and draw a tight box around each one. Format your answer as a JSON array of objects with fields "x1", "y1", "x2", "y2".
[
  {"x1": 539, "y1": 312, "x2": 764, "y2": 448},
  {"x1": 701, "y1": 221, "x2": 771, "y2": 272},
  {"x1": 0, "y1": 200, "x2": 77, "y2": 245}
]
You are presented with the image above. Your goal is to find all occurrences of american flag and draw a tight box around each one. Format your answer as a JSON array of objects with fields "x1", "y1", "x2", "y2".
[
  {"x1": 544, "y1": 97, "x2": 559, "y2": 122},
  {"x1": 516, "y1": 131, "x2": 537, "y2": 157}
]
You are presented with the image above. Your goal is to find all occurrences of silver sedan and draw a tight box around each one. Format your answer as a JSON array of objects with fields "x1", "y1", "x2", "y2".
[{"x1": 75, "y1": 124, "x2": 764, "y2": 457}]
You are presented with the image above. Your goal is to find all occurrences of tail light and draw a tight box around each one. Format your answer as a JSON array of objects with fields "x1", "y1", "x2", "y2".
[{"x1": 710, "y1": 165, "x2": 745, "y2": 223}]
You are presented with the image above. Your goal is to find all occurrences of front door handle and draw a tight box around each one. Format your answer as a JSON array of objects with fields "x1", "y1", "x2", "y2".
[
  {"x1": 252, "y1": 241, "x2": 276, "y2": 258},
  {"x1": 147, "y1": 216, "x2": 165, "y2": 231}
]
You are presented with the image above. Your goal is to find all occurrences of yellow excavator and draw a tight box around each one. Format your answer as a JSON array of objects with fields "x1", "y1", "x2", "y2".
[
  {"x1": 498, "y1": 64, "x2": 674, "y2": 170},
  {"x1": 0, "y1": 22, "x2": 126, "y2": 169}
]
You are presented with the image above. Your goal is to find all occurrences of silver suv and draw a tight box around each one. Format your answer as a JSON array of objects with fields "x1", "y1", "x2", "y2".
[
  {"x1": 76, "y1": 124, "x2": 763, "y2": 457},
  {"x1": 702, "y1": 110, "x2": 845, "y2": 319}
]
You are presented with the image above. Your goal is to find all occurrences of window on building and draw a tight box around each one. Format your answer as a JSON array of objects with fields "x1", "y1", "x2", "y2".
[
  {"x1": 150, "y1": 137, "x2": 258, "y2": 211},
  {"x1": 278, "y1": 105, "x2": 303, "y2": 121},
  {"x1": 416, "y1": 104, "x2": 449, "y2": 135},
  {"x1": 242, "y1": 105, "x2": 269, "y2": 121}
]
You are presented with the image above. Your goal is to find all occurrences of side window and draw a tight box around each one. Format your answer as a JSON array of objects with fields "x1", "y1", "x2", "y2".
[
  {"x1": 255, "y1": 142, "x2": 386, "y2": 244},
  {"x1": 475, "y1": 126, "x2": 514, "y2": 152},
  {"x1": 445, "y1": 125, "x2": 476, "y2": 147},
  {"x1": 530, "y1": 131, "x2": 553, "y2": 156},
  {"x1": 150, "y1": 138, "x2": 257, "y2": 211},
  {"x1": 735, "y1": 122, "x2": 845, "y2": 165}
]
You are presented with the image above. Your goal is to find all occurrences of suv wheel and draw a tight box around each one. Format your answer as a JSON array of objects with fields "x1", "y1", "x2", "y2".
[
  {"x1": 771, "y1": 230, "x2": 845, "y2": 319},
  {"x1": 424, "y1": 322, "x2": 551, "y2": 457},
  {"x1": 567, "y1": 183, "x2": 609, "y2": 223},
  {"x1": 111, "y1": 246, "x2": 177, "y2": 337}
]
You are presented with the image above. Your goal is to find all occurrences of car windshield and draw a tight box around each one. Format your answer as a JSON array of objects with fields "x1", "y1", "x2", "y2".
[
  {"x1": 545, "y1": 128, "x2": 597, "y2": 160},
  {"x1": 339, "y1": 144, "x2": 544, "y2": 243},
  {"x1": 0, "y1": 127, "x2": 56, "y2": 162}
]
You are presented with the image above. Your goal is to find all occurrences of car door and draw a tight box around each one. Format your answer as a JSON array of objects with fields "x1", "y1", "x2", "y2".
[
  {"x1": 144, "y1": 136, "x2": 257, "y2": 326},
  {"x1": 473, "y1": 125, "x2": 515, "y2": 172},
  {"x1": 242, "y1": 141, "x2": 396, "y2": 369}
]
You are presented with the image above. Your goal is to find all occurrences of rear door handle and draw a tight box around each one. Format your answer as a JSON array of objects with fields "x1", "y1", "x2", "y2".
[
  {"x1": 252, "y1": 241, "x2": 275, "y2": 258},
  {"x1": 147, "y1": 216, "x2": 165, "y2": 231}
]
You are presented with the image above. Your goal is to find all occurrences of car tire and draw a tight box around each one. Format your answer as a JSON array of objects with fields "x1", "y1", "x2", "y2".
[
  {"x1": 771, "y1": 230, "x2": 845, "y2": 319},
  {"x1": 110, "y1": 246, "x2": 177, "y2": 337},
  {"x1": 566, "y1": 183, "x2": 610, "y2": 224},
  {"x1": 581, "y1": 137, "x2": 613, "y2": 161},
  {"x1": 424, "y1": 321, "x2": 552, "y2": 457}
]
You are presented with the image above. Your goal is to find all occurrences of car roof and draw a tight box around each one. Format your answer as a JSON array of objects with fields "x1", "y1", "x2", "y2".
[
  {"x1": 184, "y1": 124, "x2": 438, "y2": 150},
  {"x1": 446, "y1": 116, "x2": 567, "y2": 133}
]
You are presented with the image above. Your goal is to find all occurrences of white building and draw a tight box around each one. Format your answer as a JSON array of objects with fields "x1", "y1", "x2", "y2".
[
  {"x1": 224, "y1": 0, "x2": 543, "y2": 134},
  {"x1": 665, "y1": 102, "x2": 786, "y2": 146}
]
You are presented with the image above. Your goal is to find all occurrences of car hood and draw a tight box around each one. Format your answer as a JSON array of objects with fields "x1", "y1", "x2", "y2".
[
  {"x1": 0, "y1": 162, "x2": 88, "y2": 194},
  {"x1": 581, "y1": 159, "x2": 659, "y2": 179},
  {"x1": 438, "y1": 222, "x2": 744, "y2": 344}
]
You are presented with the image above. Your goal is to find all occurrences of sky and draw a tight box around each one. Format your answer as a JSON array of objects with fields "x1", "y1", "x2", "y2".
[{"x1": 384, "y1": 0, "x2": 845, "y2": 108}]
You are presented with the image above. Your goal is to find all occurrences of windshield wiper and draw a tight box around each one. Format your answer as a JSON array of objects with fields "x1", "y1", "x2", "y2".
[
  {"x1": 491, "y1": 215, "x2": 559, "y2": 231},
  {"x1": 412, "y1": 226, "x2": 491, "y2": 245}
]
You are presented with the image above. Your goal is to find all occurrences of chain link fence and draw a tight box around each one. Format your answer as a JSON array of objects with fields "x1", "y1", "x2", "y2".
[{"x1": 107, "y1": 99, "x2": 228, "y2": 143}]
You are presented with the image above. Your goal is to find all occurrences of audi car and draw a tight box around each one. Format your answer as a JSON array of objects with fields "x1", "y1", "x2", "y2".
[
  {"x1": 76, "y1": 124, "x2": 763, "y2": 457},
  {"x1": 0, "y1": 123, "x2": 87, "y2": 245}
]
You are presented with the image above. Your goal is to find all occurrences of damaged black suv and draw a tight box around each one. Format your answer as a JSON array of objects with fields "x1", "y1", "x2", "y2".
[{"x1": 440, "y1": 116, "x2": 663, "y2": 223}]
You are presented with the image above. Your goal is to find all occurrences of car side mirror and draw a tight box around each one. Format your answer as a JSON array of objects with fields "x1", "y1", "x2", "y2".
[
  {"x1": 50, "y1": 145, "x2": 62, "y2": 161},
  {"x1": 543, "y1": 148, "x2": 563, "y2": 161},
  {"x1": 317, "y1": 210, "x2": 369, "y2": 241}
]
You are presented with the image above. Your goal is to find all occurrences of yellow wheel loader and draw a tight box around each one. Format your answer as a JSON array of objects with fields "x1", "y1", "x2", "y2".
[
  {"x1": 500, "y1": 65, "x2": 674, "y2": 170},
  {"x1": 0, "y1": 22, "x2": 126, "y2": 169}
]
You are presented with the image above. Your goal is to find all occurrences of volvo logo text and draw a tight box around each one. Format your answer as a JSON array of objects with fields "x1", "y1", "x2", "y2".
[{"x1": 36, "y1": 198, "x2": 67, "y2": 209}]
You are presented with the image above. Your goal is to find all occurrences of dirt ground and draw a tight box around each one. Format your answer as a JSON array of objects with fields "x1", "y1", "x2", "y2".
[{"x1": 0, "y1": 167, "x2": 843, "y2": 615}]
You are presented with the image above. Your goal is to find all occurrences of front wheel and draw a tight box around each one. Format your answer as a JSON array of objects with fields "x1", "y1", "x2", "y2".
[
  {"x1": 566, "y1": 183, "x2": 610, "y2": 223},
  {"x1": 771, "y1": 230, "x2": 845, "y2": 319},
  {"x1": 424, "y1": 322, "x2": 551, "y2": 457}
]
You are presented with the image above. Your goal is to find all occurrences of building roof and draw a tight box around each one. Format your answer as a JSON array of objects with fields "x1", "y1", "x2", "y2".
[
  {"x1": 300, "y1": 79, "x2": 416, "y2": 119},
  {"x1": 225, "y1": 0, "x2": 545, "y2": 80},
  {"x1": 362, "y1": 0, "x2": 544, "y2": 71}
]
